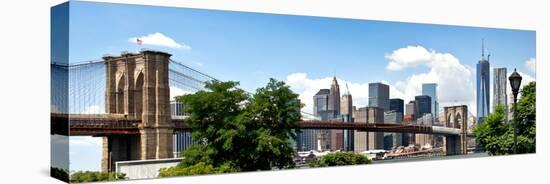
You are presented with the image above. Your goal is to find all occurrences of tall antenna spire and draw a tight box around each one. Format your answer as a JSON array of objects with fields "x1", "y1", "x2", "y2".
[{"x1": 481, "y1": 39, "x2": 485, "y2": 60}]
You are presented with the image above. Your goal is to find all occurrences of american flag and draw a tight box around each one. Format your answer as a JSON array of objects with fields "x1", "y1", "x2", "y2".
[{"x1": 136, "y1": 38, "x2": 143, "y2": 45}]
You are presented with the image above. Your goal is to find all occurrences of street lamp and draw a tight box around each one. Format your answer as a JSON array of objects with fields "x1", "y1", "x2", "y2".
[{"x1": 509, "y1": 68, "x2": 522, "y2": 154}]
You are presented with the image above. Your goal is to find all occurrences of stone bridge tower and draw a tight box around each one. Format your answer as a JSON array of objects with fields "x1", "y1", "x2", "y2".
[
  {"x1": 443, "y1": 105, "x2": 468, "y2": 155},
  {"x1": 101, "y1": 50, "x2": 174, "y2": 172}
]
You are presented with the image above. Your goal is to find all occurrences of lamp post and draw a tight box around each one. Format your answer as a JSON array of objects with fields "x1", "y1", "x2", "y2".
[{"x1": 508, "y1": 68, "x2": 522, "y2": 154}]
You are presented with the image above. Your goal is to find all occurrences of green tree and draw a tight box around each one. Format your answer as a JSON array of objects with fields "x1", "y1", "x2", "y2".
[
  {"x1": 474, "y1": 82, "x2": 536, "y2": 155},
  {"x1": 70, "y1": 171, "x2": 126, "y2": 183},
  {"x1": 309, "y1": 152, "x2": 372, "y2": 168},
  {"x1": 160, "y1": 79, "x2": 301, "y2": 177}
]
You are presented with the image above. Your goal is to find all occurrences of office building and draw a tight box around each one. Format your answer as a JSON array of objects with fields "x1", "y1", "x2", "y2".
[
  {"x1": 404, "y1": 101, "x2": 417, "y2": 145},
  {"x1": 477, "y1": 42, "x2": 490, "y2": 124},
  {"x1": 384, "y1": 111, "x2": 403, "y2": 150},
  {"x1": 353, "y1": 107, "x2": 384, "y2": 152},
  {"x1": 368, "y1": 83, "x2": 390, "y2": 111},
  {"x1": 422, "y1": 83, "x2": 438, "y2": 120},
  {"x1": 328, "y1": 77, "x2": 342, "y2": 151},
  {"x1": 389, "y1": 98, "x2": 404, "y2": 117},
  {"x1": 367, "y1": 107, "x2": 385, "y2": 150},
  {"x1": 405, "y1": 101, "x2": 417, "y2": 118},
  {"x1": 328, "y1": 77, "x2": 341, "y2": 114},
  {"x1": 493, "y1": 68, "x2": 508, "y2": 113},
  {"x1": 341, "y1": 84, "x2": 354, "y2": 151},
  {"x1": 415, "y1": 113, "x2": 434, "y2": 147},
  {"x1": 415, "y1": 95, "x2": 432, "y2": 118},
  {"x1": 296, "y1": 89, "x2": 330, "y2": 151}
]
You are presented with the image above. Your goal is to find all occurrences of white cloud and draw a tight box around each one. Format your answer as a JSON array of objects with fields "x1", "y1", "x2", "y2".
[
  {"x1": 524, "y1": 58, "x2": 536, "y2": 74},
  {"x1": 387, "y1": 46, "x2": 476, "y2": 113},
  {"x1": 128, "y1": 32, "x2": 191, "y2": 50},
  {"x1": 385, "y1": 46, "x2": 434, "y2": 71}
]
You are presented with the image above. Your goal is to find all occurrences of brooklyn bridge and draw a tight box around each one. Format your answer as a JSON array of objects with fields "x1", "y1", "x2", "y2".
[{"x1": 51, "y1": 50, "x2": 470, "y2": 172}]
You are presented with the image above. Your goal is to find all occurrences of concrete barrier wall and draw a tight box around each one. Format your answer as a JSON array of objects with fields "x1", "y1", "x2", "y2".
[{"x1": 116, "y1": 158, "x2": 183, "y2": 179}]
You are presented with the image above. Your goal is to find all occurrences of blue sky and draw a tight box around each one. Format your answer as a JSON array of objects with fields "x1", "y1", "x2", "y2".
[{"x1": 61, "y1": 1, "x2": 535, "y2": 171}]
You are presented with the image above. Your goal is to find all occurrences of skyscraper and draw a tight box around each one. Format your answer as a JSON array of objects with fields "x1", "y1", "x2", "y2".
[
  {"x1": 340, "y1": 84, "x2": 354, "y2": 151},
  {"x1": 327, "y1": 77, "x2": 342, "y2": 151},
  {"x1": 296, "y1": 89, "x2": 330, "y2": 151},
  {"x1": 404, "y1": 101, "x2": 417, "y2": 146},
  {"x1": 384, "y1": 111, "x2": 403, "y2": 150},
  {"x1": 369, "y1": 83, "x2": 390, "y2": 111},
  {"x1": 353, "y1": 107, "x2": 384, "y2": 152},
  {"x1": 422, "y1": 83, "x2": 438, "y2": 119},
  {"x1": 328, "y1": 77, "x2": 341, "y2": 114},
  {"x1": 477, "y1": 41, "x2": 490, "y2": 124},
  {"x1": 389, "y1": 98, "x2": 404, "y2": 118},
  {"x1": 405, "y1": 100, "x2": 417, "y2": 118},
  {"x1": 415, "y1": 95, "x2": 432, "y2": 118},
  {"x1": 313, "y1": 89, "x2": 330, "y2": 118},
  {"x1": 367, "y1": 107, "x2": 385, "y2": 150},
  {"x1": 493, "y1": 68, "x2": 508, "y2": 112}
]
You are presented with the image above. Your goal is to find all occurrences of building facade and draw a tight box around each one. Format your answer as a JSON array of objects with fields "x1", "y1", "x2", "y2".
[
  {"x1": 328, "y1": 77, "x2": 342, "y2": 151},
  {"x1": 389, "y1": 98, "x2": 404, "y2": 117},
  {"x1": 367, "y1": 107, "x2": 385, "y2": 150},
  {"x1": 404, "y1": 101, "x2": 417, "y2": 146},
  {"x1": 340, "y1": 84, "x2": 354, "y2": 151},
  {"x1": 476, "y1": 49, "x2": 491, "y2": 124},
  {"x1": 384, "y1": 111, "x2": 403, "y2": 150},
  {"x1": 405, "y1": 101, "x2": 417, "y2": 118},
  {"x1": 296, "y1": 89, "x2": 331, "y2": 151},
  {"x1": 353, "y1": 106, "x2": 385, "y2": 152},
  {"x1": 415, "y1": 113, "x2": 434, "y2": 147},
  {"x1": 368, "y1": 83, "x2": 390, "y2": 111},
  {"x1": 422, "y1": 83, "x2": 438, "y2": 120},
  {"x1": 415, "y1": 95, "x2": 432, "y2": 118},
  {"x1": 493, "y1": 68, "x2": 508, "y2": 113},
  {"x1": 353, "y1": 107, "x2": 368, "y2": 152},
  {"x1": 328, "y1": 77, "x2": 341, "y2": 114}
]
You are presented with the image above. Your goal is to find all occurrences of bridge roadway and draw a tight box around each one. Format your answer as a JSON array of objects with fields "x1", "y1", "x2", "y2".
[{"x1": 51, "y1": 113, "x2": 463, "y2": 136}]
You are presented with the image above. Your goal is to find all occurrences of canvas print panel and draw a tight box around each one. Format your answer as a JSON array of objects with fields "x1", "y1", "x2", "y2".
[{"x1": 50, "y1": 1, "x2": 536, "y2": 183}]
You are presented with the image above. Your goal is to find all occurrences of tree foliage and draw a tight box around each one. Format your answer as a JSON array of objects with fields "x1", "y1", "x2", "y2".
[
  {"x1": 70, "y1": 171, "x2": 126, "y2": 183},
  {"x1": 309, "y1": 152, "x2": 372, "y2": 168},
  {"x1": 160, "y1": 79, "x2": 301, "y2": 177},
  {"x1": 474, "y1": 82, "x2": 536, "y2": 155}
]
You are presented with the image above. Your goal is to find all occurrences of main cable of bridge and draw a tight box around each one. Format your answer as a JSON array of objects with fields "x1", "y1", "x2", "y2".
[{"x1": 52, "y1": 57, "x2": 314, "y2": 117}]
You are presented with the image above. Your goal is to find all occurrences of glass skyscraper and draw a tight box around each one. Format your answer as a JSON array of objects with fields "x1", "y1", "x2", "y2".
[
  {"x1": 389, "y1": 98, "x2": 404, "y2": 116},
  {"x1": 476, "y1": 49, "x2": 490, "y2": 124},
  {"x1": 415, "y1": 95, "x2": 432, "y2": 118},
  {"x1": 421, "y1": 83, "x2": 438, "y2": 120},
  {"x1": 493, "y1": 68, "x2": 508, "y2": 112},
  {"x1": 368, "y1": 83, "x2": 390, "y2": 111},
  {"x1": 296, "y1": 89, "x2": 330, "y2": 151}
]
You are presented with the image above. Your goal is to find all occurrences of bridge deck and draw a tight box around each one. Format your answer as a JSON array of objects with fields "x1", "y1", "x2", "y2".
[{"x1": 51, "y1": 113, "x2": 462, "y2": 136}]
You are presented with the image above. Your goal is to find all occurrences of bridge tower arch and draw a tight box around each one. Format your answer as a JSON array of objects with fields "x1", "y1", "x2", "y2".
[
  {"x1": 443, "y1": 105, "x2": 468, "y2": 155},
  {"x1": 102, "y1": 50, "x2": 174, "y2": 172}
]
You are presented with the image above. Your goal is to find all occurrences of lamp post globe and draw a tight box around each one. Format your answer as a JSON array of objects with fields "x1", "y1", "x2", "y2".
[{"x1": 508, "y1": 68, "x2": 522, "y2": 154}]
